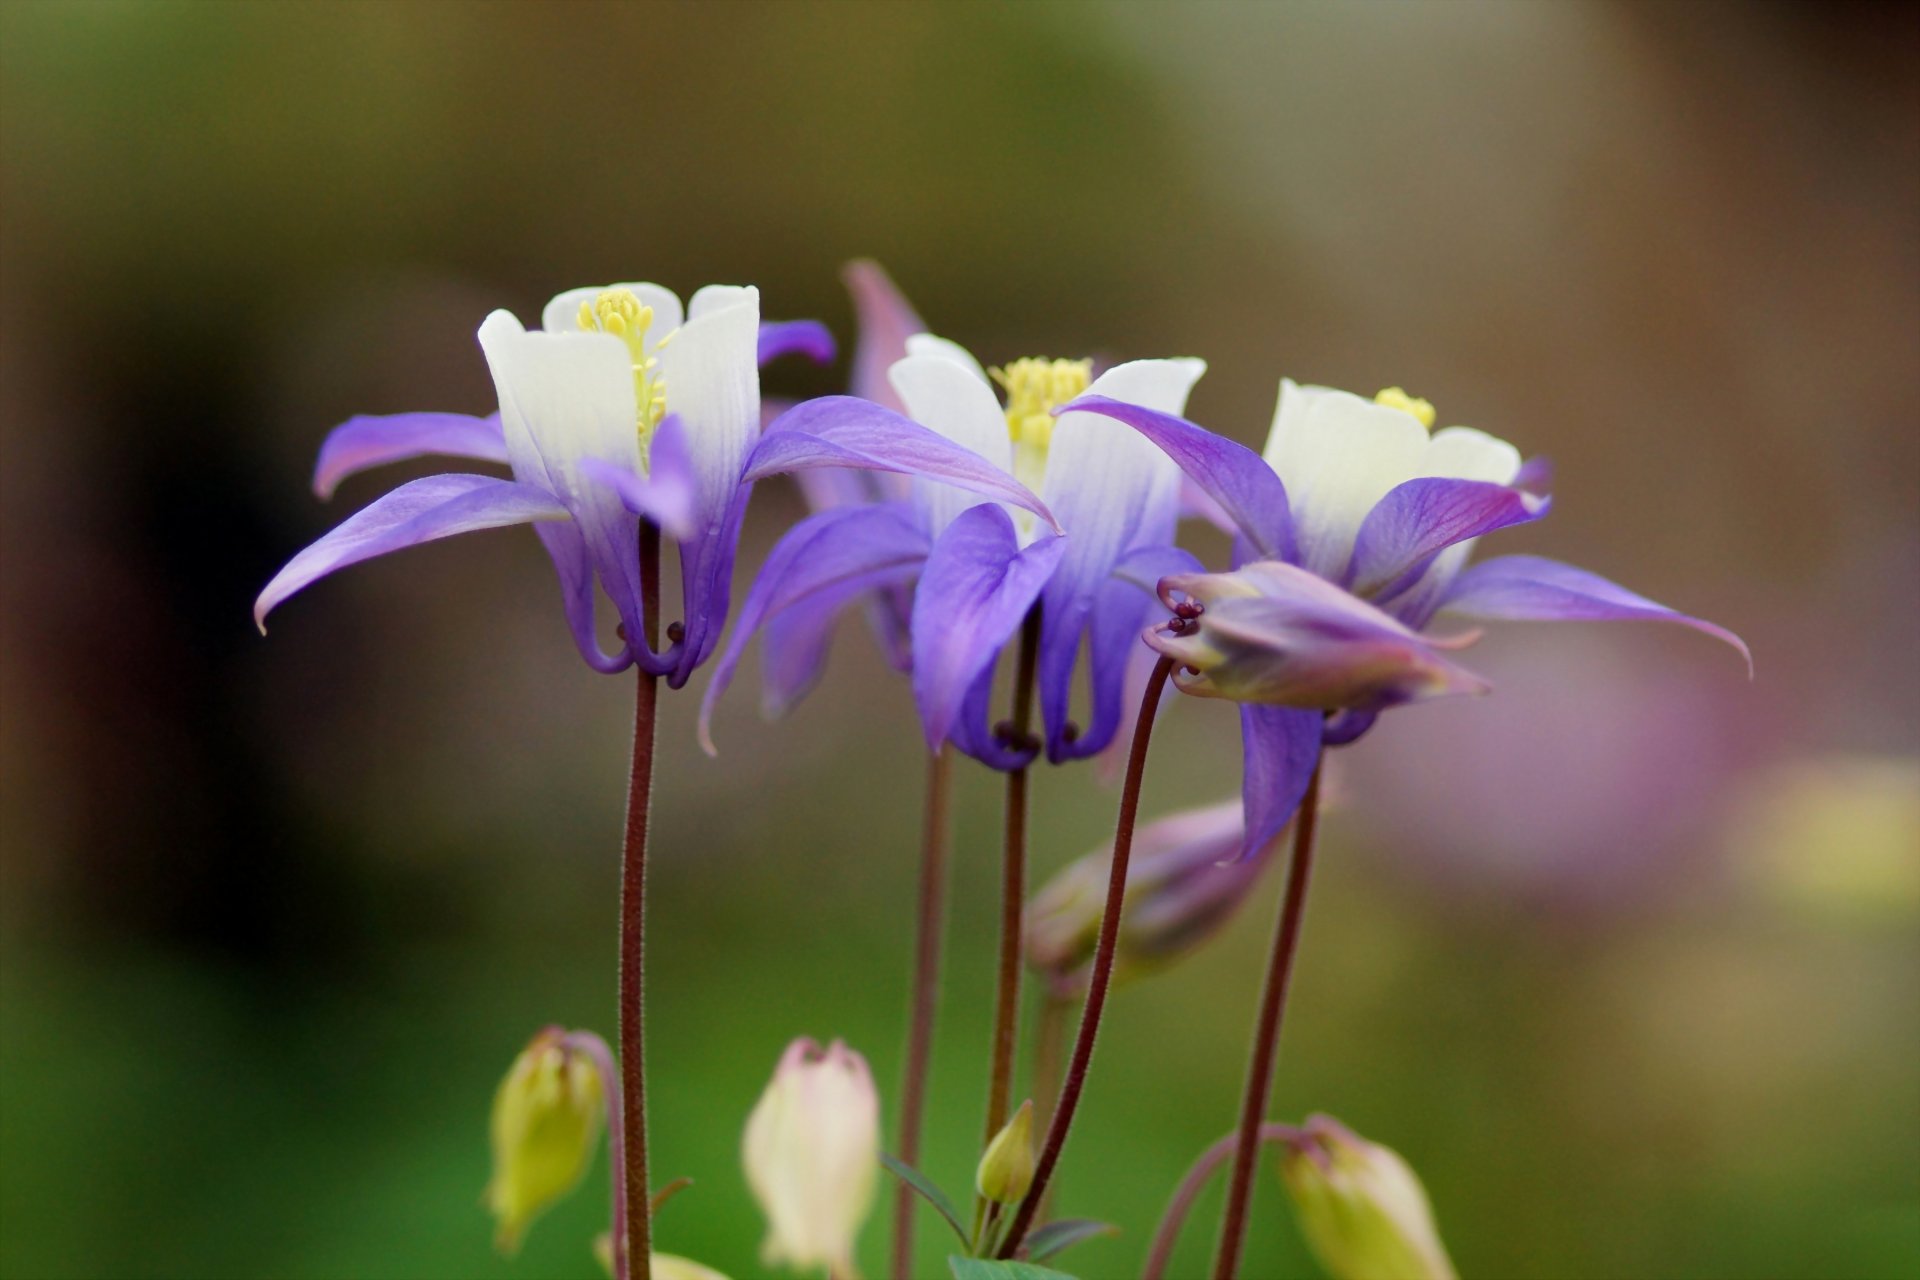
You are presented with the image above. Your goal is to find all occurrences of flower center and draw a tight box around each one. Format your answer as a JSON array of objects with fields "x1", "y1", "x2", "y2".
[
  {"x1": 577, "y1": 289, "x2": 673, "y2": 460},
  {"x1": 1373, "y1": 386, "x2": 1435, "y2": 429},
  {"x1": 992, "y1": 357, "x2": 1092, "y2": 495}
]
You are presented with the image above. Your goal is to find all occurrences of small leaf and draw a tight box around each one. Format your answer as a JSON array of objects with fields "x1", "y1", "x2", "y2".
[
  {"x1": 1023, "y1": 1218, "x2": 1118, "y2": 1262},
  {"x1": 649, "y1": 1176, "x2": 694, "y2": 1214},
  {"x1": 947, "y1": 1258, "x2": 1078, "y2": 1280},
  {"x1": 881, "y1": 1152, "x2": 970, "y2": 1246}
]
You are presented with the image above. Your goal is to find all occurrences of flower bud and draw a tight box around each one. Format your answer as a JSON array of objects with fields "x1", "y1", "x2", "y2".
[
  {"x1": 594, "y1": 1236, "x2": 733, "y2": 1280},
  {"x1": 1025, "y1": 800, "x2": 1274, "y2": 996},
  {"x1": 485, "y1": 1027, "x2": 606, "y2": 1254},
  {"x1": 742, "y1": 1038, "x2": 880, "y2": 1278},
  {"x1": 975, "y1": 1099, "x2": 1036, "y2": 1205},
  {"x1": 1147, "y1": 561, "x2": 1488, "y2": 711},
  {"x1": 1279, "y1": 1115, "x2": 1457, "y2": 1280}
]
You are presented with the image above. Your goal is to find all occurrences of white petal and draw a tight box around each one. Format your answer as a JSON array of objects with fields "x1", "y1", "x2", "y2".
[
  {"x1": 904, "y1": 333, "x2": 992, "y2": 384},
  {"x1": 686, "y1": 283, "x2": 756, "y2": 321},
  {"x1": 658, "y1": 285, "x2": 760, "y2": 520},
  {"x1": 1044, "y1": 356, "x2": 1206, "y2": 558},
  {"x1": 889, "y1": 352, "x2": 1015, "y2": 536},
  {"x1": 1259, "y1": 378, "x2": 1342, "y2": 472},
  {"x1": 1421, "y1": 425, "x2": 1521, "y2": 484},
  {"x1": 478, "y1": 310, "x2": 641, "y2": 506},
  {"x1": 1272, "y1": 389, "x2": 1431, "y2": 578},
  {"x1": 540, "y1": 282, "x2": 684, "y2": 346}
]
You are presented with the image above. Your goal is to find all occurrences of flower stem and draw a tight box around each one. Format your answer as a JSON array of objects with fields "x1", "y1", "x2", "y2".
[
  {"x1": 983, "y1": 608, "x2": 1042, "y2": 1147},
  {"x1": 890, "y1": 748, "x2": 954, "y2": 1280},
  {"x1": 618, "y1": 520, "x2": 662, "y2": 1280},
  {"x1": 564, "y1": 1032, "x2": 630, "y2": 1280},
  {"x1": 996, "y1": 655, "x2": 1176, "y2": 1258},
  {"x1": 1028, "y1": 990, "x2": 1072, "y2": 1221},
  {"x1": 1140, "y1": 1123, "x2": 1305, "y2": 1280},
  {"x1": 1210, "y1": 758, "x2": 1324, "y2": 1280}
]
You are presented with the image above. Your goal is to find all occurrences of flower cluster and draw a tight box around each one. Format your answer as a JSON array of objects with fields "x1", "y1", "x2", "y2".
[{"x1": 257, "y1": 262, "x2": 1747, "y2": 1280}]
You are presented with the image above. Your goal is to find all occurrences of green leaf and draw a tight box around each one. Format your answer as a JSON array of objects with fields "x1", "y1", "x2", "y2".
[
  {"x1": 880, "y1": 1152, "x2": 970, "y2": 1246},
  {"x1": 1023, "y1": 1218, "x2": 1118, "y2": 1262},
  {"x1": 947, "y1": 1258, "x2": 1079, "y2": 1280}
]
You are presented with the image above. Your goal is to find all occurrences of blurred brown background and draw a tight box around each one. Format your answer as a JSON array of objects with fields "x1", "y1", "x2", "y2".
[{"x1": 2, "y1": 2, "x2": 1916, "y2": 1278}]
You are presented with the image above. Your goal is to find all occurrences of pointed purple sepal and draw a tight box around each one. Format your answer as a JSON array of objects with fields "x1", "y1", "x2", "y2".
[
  {"x1": 757, "y1": 319, "x2": 837, "y2": 367},
  {"x1": 1237, "y1": 704, "x2": 1324, "y2": 862},
  {"x1": 312, "y1": 411, "x2": 508, "y2": 500},
  {"x1": 1345, "y1": 477, "x2": 1549, "y2": 600}
]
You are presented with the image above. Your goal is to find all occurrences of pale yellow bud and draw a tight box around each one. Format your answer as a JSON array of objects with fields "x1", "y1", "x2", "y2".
[
  {"x1": 485, "y1": 1027, "x2": 606, "y2": 1254},
  {"x1": 594, "y1": 1236, "x2": 733, "y2": 1280},
  {"x1": 975, "y1": 1099, "x2": 1037, "y2": 1205},
  {"x1": 1279, "y1": 1115, "x2": 1457, "y2": 1280},
  {"x1": 742, "y1": 1038, "x2": 880, "y2": 1278}
]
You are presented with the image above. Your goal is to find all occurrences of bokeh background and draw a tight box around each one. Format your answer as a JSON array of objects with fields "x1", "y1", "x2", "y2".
[{"x1": 3, "y1": 2, "x2": 1917, "y2": 1278}]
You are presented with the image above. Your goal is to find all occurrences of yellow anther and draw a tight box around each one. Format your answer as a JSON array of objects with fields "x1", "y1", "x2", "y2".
[
  {"x1": 577, "y1": 288, "x2": 672, "y2": 457},
  {"x1": 991, "y1": 357, "x2": 1091, "y2": 497},
  {"x1": 1374, "y1": 387, "x2": 1436, "y2": 429}
]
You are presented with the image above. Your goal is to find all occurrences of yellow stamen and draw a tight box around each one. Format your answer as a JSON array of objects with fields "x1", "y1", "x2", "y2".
[
  {"x1": 577, "y1": 289, "x2": 671, "y2": 459},
  {"x1": 1374, "y1": 387, "x2": 1435, "y2": 429},
  {"x1": 991, "y1": 357, "x2": 1092, "y2": 494}
]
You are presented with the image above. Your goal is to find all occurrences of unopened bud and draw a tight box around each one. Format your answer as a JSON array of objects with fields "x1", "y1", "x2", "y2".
[
  {"x1": 485, "y1": 1027, "x2": 606, "y2": 1254},
  {"x1": 594, "y1": 1237, "x2": 733, "y2": 1280},
  {"x1": 1026, "y1": 800, "x2": 1275, "y2": 996},
  {"x1": 742, "y1": 1038, "x2": 880, "y2": 1278},
  {"x1": 1280, "y1": 1115, "x2": 1457, "y2": 1280},
  {"x1": 975, "y1": 1099, "x2": 1036, "y2": 1205}
]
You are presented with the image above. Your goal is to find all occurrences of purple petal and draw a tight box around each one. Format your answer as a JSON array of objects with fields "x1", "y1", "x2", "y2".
[
  {"x1": 532, "y1": 519, "x2": 634, "y2": 674},
  {"x1": 946, "y1": 661, "x2": 1042, "y2": 771},
  {"x1": 1514, "y1": 455, "x2": 1554, "y2": 496},
  {"x1": 844, "y1": 259, "x2": 926, "y2": 414},
  {"x1": 757, "y1": 319, "x2": 838, "y2": 367},
  {"x1": 255, "y1": 473, "x2": 568, "y2": 632},
  {"x1": 757, "y1": 566, "x2": 920, "y2": 718},
  {"x1": 698, "y1": 502, "x2": 930, "y2": 751},
  {"x1": 1059, "y1": 394, "x2": 1295, "y2": 561},
  {"x1": 1440, "y1": 554, "x2": 1752, "y2": 673},
  {"x1": 1345, "y1": 477, "x2": 1549, "y2": 600},
  {"x1": 1320, "y1": 708, "x2": 1379, "y2": 747},
  {"x1": 311, "y1": 411, "x2": 508, "y2": 500},
  {"x1": 579, "y1": 415, "x2": 700, "y2": 542},
  {"x1": 910, "y1": 505, "x2": 1066, "y2": 754},
  {"x1": 671, "y1": 482, "x2": 752, "y2": 687},
  {"x1": 747, "y1": 396, "x2": 1058, "y2": 533},
  {"x1": 1237, "y1": 705, "x2": 1324, "y2": 861}
]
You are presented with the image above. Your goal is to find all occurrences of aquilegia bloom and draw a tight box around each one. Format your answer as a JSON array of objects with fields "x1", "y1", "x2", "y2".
[
  {"x1": 255, "y1": 282, "x2": 832, "y2": 684},
  {"x1": 1073, "y1": 380, "x2": 1750, "y2": 855},
  {"x1": 705, "y1": 334, "x2": 1206, "y2": 768}
]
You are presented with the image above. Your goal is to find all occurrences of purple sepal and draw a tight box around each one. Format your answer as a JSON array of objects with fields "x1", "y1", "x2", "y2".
[
  {"x1": 255, "y1": 473, "x2": 568, "y2": 633},
  {"x1": 668, "y1": 482, "x2": 751, "y2": 686},
  {"x1": 1440, "y1": 554, "x2": 1752, "y2": 674},
  {"x1": 747, "y1": 396, "x2": 1058, "y2": 533},
  {"x1": 698, "y1": 502, "x2": 930, "y2": 752},
  {"x1": 843, "y1": 260, "x2": 926, "y2": 415},
  {"x1": 1345, "y1": 477, "x2": 1549, "y2": 600},
  {"x1": 311, "y1": 411, "x2": 508, "y2": 499},
  {"x1": 758, "y1": 565, "x2": 920, "y2": 719},
  {"x1": 1236, "y1": 704, "x2": 1323, "y2": 862},
  {"x1": 1514, "y1": 455, "x2": 1554, "y2": 497},
  {"x1": 945, "y1": 662, "x2": 1040, "y2": 771},
  {"x1": 1059, "y1": 394, "x2": 1296, "y2": 562},
  {"x1": 910, "y1": 504, "x2": 1065, "y2": 755},
  {"x1": 757, "y1": 319, "x2": 838, "y2": 367},
  {"x1": 579, "y1": 415, "x2": 700, "y2": 542}
]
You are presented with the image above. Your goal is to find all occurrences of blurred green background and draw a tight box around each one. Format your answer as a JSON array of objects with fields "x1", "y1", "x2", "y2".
[{"x1": 2, "y1": 2, "x2": 1916, "y2": 1278}]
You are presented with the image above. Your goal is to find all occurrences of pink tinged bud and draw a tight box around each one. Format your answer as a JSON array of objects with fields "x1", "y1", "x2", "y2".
[
  {"x1": 742, "y1": 1038, "x2": 881, "y2": 1279},
  {"x1": 1147, "y1": 560, "x2": 1490, "y2": 711},
  {"x1": 1024, "y1": 800, "x2": 1275, "y2": 996},
  {"x1": 1280, "y1": 1115, "x2": 1458, "y2": 1280}
]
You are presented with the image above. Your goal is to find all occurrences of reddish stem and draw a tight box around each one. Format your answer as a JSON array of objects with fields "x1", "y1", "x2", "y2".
[
  {"x1": 1140, "y1": 1123, "x2": 1306, "y2": 1280},
  {"x1": 983, "y1": 609, "x2": 1042, "y2": 1146}
]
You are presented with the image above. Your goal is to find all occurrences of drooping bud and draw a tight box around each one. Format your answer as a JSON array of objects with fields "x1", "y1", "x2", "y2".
[
  {"x1": 742, "y1": 1038, "x2": 880, "y2": 1278},
  {"x1": 1026, "y1": 800, "x2": 1276, "y2": 996},
  {"x1": 1147, "y1": 560, "x2": 1489, "y2": 711},
  {"x1": 594, "y1": 1237, "x2": 733, "y2": 1280},
  {"x1": 485, "y1": 1027, "x2": 607, "y2": 1254},
  {"x1": 976, "y1": 1099, "x2": 1037, "y2": 1205},
  {"x1": 1279, "y1": 1115, "x2": 1458, "y2": 1280}
]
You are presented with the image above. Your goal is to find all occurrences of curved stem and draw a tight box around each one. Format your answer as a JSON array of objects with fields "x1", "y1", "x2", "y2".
[
  {"x1": 1210, "y1": 759, "x2": 1324, "y2": 1280},
  {"x1": 618, "y1": 520, "x2": 662, "y2": 1280},
  {"x1": 564, "y1": 1032, "x2": 630, "y2": 1280},
  {"x1": 983, "y1": 608, "x2": 1042, "y2": 1146},
  {"x1": 996, "y1": 656, "x2": 1176, "y2": 1258},
  {"x1": 1140, "y1": 1123, "x2": 1305, "y2": 1280},
  {"x1": 890, "y1": 749, "x2": 954, "y2": 1280}
]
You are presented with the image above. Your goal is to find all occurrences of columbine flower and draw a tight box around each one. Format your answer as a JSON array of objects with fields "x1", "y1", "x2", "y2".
[
  {"x1": 254, "y1": 282, "x2": 838, "y2": 685},
  {"x1": 486, "y1": 1027, "x2": 605, "y2": 1254},
  {"x1": 1025, "y1": 799, "x2": 1280, "y2": 995},
  {"x1": 742, "y1": 1038, "x2": 881, "y2": 1279},
  {"x1": 704, "y1": 328, "x2": 1207, "y2": 768},
  {"x1": 1279, "y1": 1115, "x2": 1458, "y2": 1280},
  {"x1": 1070, "y1": 380, "x2": 1749, "y2": 855}
]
